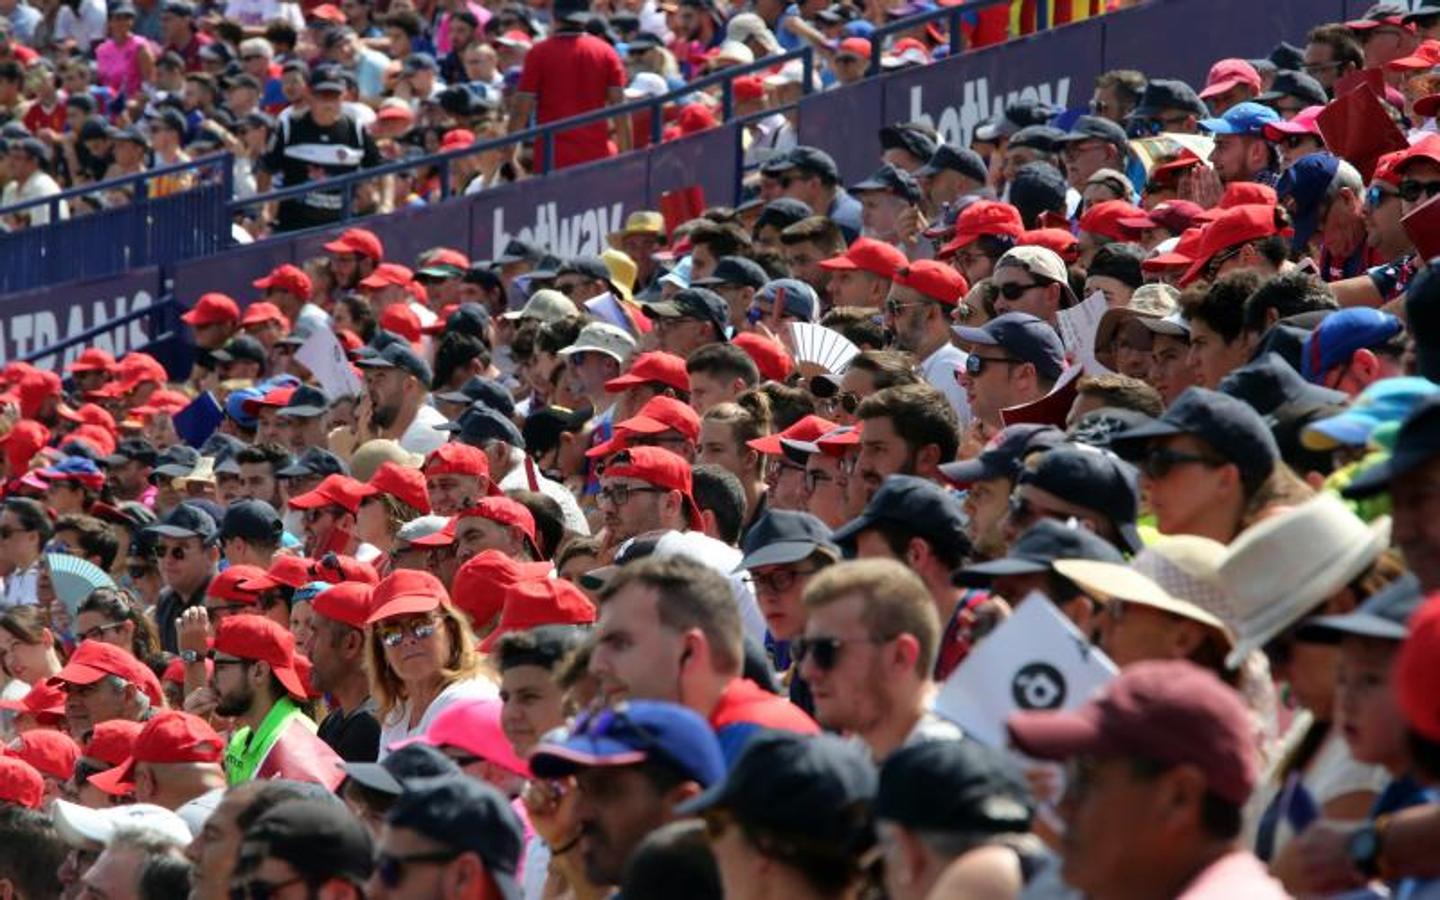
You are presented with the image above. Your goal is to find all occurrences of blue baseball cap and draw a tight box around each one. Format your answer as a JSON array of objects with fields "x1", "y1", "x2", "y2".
[
  {"x1": 1300, "y1": 308, "x2": 1405, "y2": 383},
  {"x1": 939, "y1": 423, "x2": 1065, "y2": 486},
  {"x1": 435, "y1": 401, "x2": 525, "y2": 449},
  {"x1": 528, "y1": 700, "x2": 726, "y2": 788},
  {"x1": 1276, "y1": 152, "x2": 1341, "y2": 252},
  {"x1": 953, "y1": 518, "x2": 1125, "y2": 586},
  {"x1": 1110, "y1": 387, "x2": 1278, "y2": 494},
  {"x1": 737, "y1": 510, "x2": 839, "y2": 571},
  {"x1": 831, "y1": 474, "x2": 970, "y2": 556},
  {"x1": 1345, "y1": 394, "x2": 1440, "y2": 498},
  {"x1": 1199, "y1": 101, "x2": 1280, "y2": 136},
  {"x1": 1303, "y1": 377, "x2": 1440, "y2": 451},
  {"x1": 39, "y1": 457, "x2": 103, "y2": 484},
  {"x1": 953, "y1": 312, "x2": 1067, "y2": 383}
]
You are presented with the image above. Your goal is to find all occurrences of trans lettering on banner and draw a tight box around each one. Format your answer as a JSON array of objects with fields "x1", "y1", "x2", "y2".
[
  {"x1": 0, "y1": 268, "x2": 162, "y2": 371},
  {"x1": 905, "y1": 78, "x2": 1072, "y2": 150}
]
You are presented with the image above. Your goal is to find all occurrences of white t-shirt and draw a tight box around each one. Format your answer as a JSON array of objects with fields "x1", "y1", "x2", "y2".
[
  {"x1": 223, "y1": 0, "x2": 303, "y2": 28},
  {"x1": 2, "y1": 171, "x2": 67, "y2": 227},
  {"x1": 377, "y1": 675, "x2": 498, "y2": 758},
  {"x1": 920, "y1": 341, "x2": 972, "y2": 429},
  {"x1": 499, "y1": 458, "x2": 590, "y2": 536},
  {"x1": 54, "y1": 0, "x2": 105, "y2": 50},
  {"x1": 400, "y1": 403, "x2": 450, "y2": 456}
]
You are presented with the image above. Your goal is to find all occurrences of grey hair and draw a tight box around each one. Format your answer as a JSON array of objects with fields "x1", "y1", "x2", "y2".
[
  {"x1": 1328, "y1": 159, "x2": 1365, "y2": 199},
  {"x1": 103, "y1": 674, "x2": 151, "y2": 715}
]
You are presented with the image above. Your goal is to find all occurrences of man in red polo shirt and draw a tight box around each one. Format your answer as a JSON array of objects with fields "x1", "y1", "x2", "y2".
[{"x1": 509, "y1": 0, "x2": 630, "y2": 170}]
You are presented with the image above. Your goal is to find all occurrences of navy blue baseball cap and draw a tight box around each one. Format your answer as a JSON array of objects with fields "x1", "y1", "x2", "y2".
[
  {"x1": 953, "y1": 518, "x2": 1125, "y2": 586},
  {"x1": 147, "y1": 501, "x2": 218, "y2": 541},
  {"x1": 1017, "y1": 445, "x2": 1142, "y2": 553},
  {"x1": 879, "y1": 122, "x2": 938, "y2": 163},
  {"x1": 1131, "y1": 79, "x2": 1207, "y2": 119},
  {"x1": 343, "y1": 742, "x2": 459, "y2": 796},
  {"x1": 954, "y1": 312, "x2": 1066, "y2": 383},
  {"x1": 876, "y1": 738, "x2": 1033, "y2": 834},
  {"x1": 754, "y1": 198, "x2": 812, "y2": 232},
  {"x1": 1297, "y1": 571, "x2": 1423, "y2": 643},
  {"x1": 691, "y1": 256, "x2": 768, "y2": 291},
  {"x1": 1344, "y1": 394, "x2": 1440, "y2": 498},
  {"x1": 915, "y1": 144, "x2": 988, "y2": 183},
  {"x1": 436, "y1": 402, "x2": 525, "y2": 449},
  {"x1": 830, "y1": 474, "x2": 970, "y2": 557},
  {"x1": 677, "y1": 731, "x2": 876, "y2": 848},
  {"x1": 850, "y1": 163, "x2": 921, "y2": 205},
  {"x1": 276, "y1": 447, "x2": 349, "y2": 479},
  {"x1": 279, "y1": 384, "x2": 330, "y2": 419},
  {"x1": 641, "y1": 288, "x2": 729, "y2": 335},
  {"x1": 528, "y1": 700, "x2": 726, "y2": 788},
  {"x1": 355, "y1": 342, "x2": 433, "y2": 385},
  {"x1": 753, "y1": 278, "x2": 820, "y2": 322},
  {"x1": 1277, "y1": 153, "x2": 1342, "y2": 252},
  {"x1": 1109, "y1": 386, "x2": 1279, "y2": 493},
  {"x1": 103, "y1": 437, "x2": 158, "y2": 468},
  {"x1": 386, "y1": 775, "x2": 523, "y2": 900},
  {"x1": 219, "y1": 499, "x2": 283, "y2": 544},
  {"x1": 940, "y1": 423, "x2": 1065, "y2": 486},
  {"x1": 212, "y1": 335, "x2": 267, "y2": 368},
  {"x1": 435, "y1": 376, "x2": 515, "y2": 418},
  {"x1": 737, "y1": 510, "x2": 839, "y2": 571},
  {"x1": 150, "y1": 444, "x2": 201, "y2": 480},
  {"x1": 1218, "y1": 352, "x2": 1347, "y2": 416}
]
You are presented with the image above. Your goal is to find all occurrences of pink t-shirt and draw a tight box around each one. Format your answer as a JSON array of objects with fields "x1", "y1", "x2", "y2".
[
  {"x1": 95, "y1": 35, "x2": 154, "y2": 97},
  {"x1": 1175, "y1": 851, "x2": 1291, "y2": 900},
  {"x1": 434, "y1": 3, "x2": 492, "y2": 54}
]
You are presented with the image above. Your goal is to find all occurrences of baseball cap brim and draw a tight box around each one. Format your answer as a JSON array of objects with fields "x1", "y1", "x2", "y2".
[
  {"x1": 278, "y1": 405, "x2": 327, "y2": 418},
  {"x1": 528, "y1": 737, "x2": 649, "y2": 778},
  {"x1": 1341, "y1": 456, "x2": 1405, "y2": 498},
  {"x1": 52, "y1": 662, "x2": 110, "y2": 686},
  {"x1": 1295, "y1": 610, "x2": 1408, "y2": 643},
  {"x1": 340, "y1": 761, "x2": 405, "y2": 795},
  {"x1": 938, "y1": 456, "x2": 1001, "y2": 486},
  {"x1": 951, "y1": 324, "x2": 1000, "y2": 346},
  {"x1": 1301, "y1": 412, "x2": 1379, "y2": 451},
  {"x1": 1105, "y1": 418, "x2": 1184, "y2": 451},
  {"x1": 275, "y1": 462, "x2": 320, "y2": 478},
  {"x1": 1007, "y1": 706, "x2": 1104, "y2": 760},
  {"x1": 87, "y1": 758, "x2": 138, "y2": 796},
  {"x1": 829, "y1": 511, "x2": 880, "y2": 548},
  {"x1": 817, "y1": 255, "x2": 859, "y2": 271},
  {"x1": 952, "y1": 555, "x2": 1050, "y2": 586},
  {"x1": 53, "y1": 799, "x2": 118, "y2": 847},
  {"x1": 736, "y1": 539, "x2": 826, "y2": 572},
  {"x1": 366, "y1": 594, "x2": 442, "y2": 623}
]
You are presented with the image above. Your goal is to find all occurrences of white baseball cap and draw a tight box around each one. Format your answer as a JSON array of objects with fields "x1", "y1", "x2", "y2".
[{"x1": 53, "y1": 799, "x2": 195, "y2": 848}]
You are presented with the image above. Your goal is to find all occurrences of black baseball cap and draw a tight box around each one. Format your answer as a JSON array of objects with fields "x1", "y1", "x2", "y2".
[
  {"x1": 1258, "y1": 70, "x2": 1327, "y2": 107},
  {"x1": 1131, "y1": 79, "x2": 1207, "y2": 119},
  {"x1": 831, "y1": 474, "x2": 970, "y2": 556},
  {"x1": 691, "y1": 256, "x2": 767, "y2": 290},
  {"x1": 148, "y1": 501, "x2": 218, "y2": 541},
  {"x1": 307, "y1": 66, "x2": 345, "y2": 93},
  {"x1": 437, "y1": 402, "x2": 526, "y2": 449},
  {"x1": 1344, "y1": 395, "x2": 1440, "y2": 499},
  {"x1": 1297, "y1": 572, "x2": 1423, "y2": 643},
  {"x1": 558, "y1": 256, "x2": 611, "y2": 283},
  {"x1": 276, "y1": 447, "x2": 350, "y2": 479},
  {"x1": 1008, "y1": 125, "x2": 1067, "y2": 153},
  {"x1": 1017, "y1": 445, "x2": 1142, "y2": 553},
  {"x1": 200, "y1": 432, "x2": 246, "y2": 463},
  {"x1": 150, "y1": 444, "x2": 201, "y2": 480},
  {"x1": 209, "y1": 334, "x2": 262, "y2": 366},
  {"x1": 441, "y1": 302, "x2": 491, "y2": 340},
  {"x1": 219, "y1": 499, "x2": 283, "y2": 545},
  {"x1": 879, "y1": 122, "x2": 938, "y2": 162},
  {"x1": 355, "y1": 342, "x2": 433, "y2": 385},
  {"x1": 765, "y1": 145, "x2": 839, "y2": 183},
  {"x1": 387, "y1": 775, "x2": 523, "y2": 900},
  {"x1": 915, "y1": 145, "x2": 988, "y2": 183},
  {"x1": 737, "y1": 510, "x2": 839, "y2": 571},
  {"x1": 494, "y1": 240, "x2": 543, "y2": 265},
  {"x1": 940, "y1": 423, "x2": 1064, "y2": 486},
  {"x1": 1054, "y1": 115, "x2": 1129, "y2": 153},
  {"x1": 677, "y1": 731, "x2": 876, "y2": 849},
  {"x1": 1109, "y1": 387, "x2": 1280, "y2": 493},
  {"x1": 850, "y1": 163, "x2": 921, "y2": 205},
  {"x1": 1218, "y1": 352, "x2": 1347, "y2": 416},
  {"x1": 436, "y1": 375, "x2": 515, "y2": 417},
  {"x1": 953, "y1": 312, "x2": 1066, "y2": 383},
  {"x1": 876, "y1": 739, "x2": 1033, "y2": 834},
  {"x1": 953, "y1": 518, "x2": 1125, "y2": 586},
  {"x1": 279, "y1": 384, "x2": 330, "y2": 419},
  {"x1": 103, "y1": 438, "x2": 158, "y2": 468},
  {"x1": 521, "y1": 405, "x2": 590, "y2": 458},
  {"x1": 343, "y1": 743, "x2": 459, "y2": 796},
  {"x1": 754, "y1": 198, "x2": 812, "y2": 232},
  {"x1": 244, "y1": 799, "x2": 373, "y2": 885},
  {"x1": 641, "y1": 288, "x2": 728, "y2": 335},
  {"x1": 1067, "y1": 407, "x2": 1158, "y2": 448},
  {"x1": 974, "y1": 97, "x2": 1057, "y2": 142}
]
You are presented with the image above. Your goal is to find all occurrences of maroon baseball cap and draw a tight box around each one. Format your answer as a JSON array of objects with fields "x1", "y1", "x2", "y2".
[{"x1": 1007, "y1": 660, "x2": 1257, "y2": 806}]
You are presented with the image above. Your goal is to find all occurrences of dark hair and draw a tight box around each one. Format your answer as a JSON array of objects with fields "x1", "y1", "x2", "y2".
[
  {"x1": 687, "y1": 220, "x2": 753, "y2": 260},
  {"x1": 620, "y1": 820, "x2": 724, "y2": 900},
  {"x1": 871, "y1": 522, "x2": 971, "y2": 571},
  {"x1": 234, "y1": 443, "x2": 293, "y2": 471},
  {"x1": 496, "y1": 623, "x2": 589, "y2": 672},
  {"x1": 1305, "y1": 24, "x2": 1364, "y2": 76},
  {"x1": 1180, "y1": 269, "x2": 1260, "y2": 344},
  {"x1": 778, "y1": 216, "x2": 845, "y2": 254},
  {"x1": 1095, "y1": 69, "x2": 1147, "y2": 110},
  {"x1": 1075, "y1": 374, "x2": 1164, "y2": 418},
  {"x1": 55, "y1": 514, "x2": 120, "y2": 571},
  {"x1": 691, "y1": 464, "x2": 747, "y2": 545},
  {"x1": 235, "y1": 781, "x2": 314, "y2": 834},
  {"x1": 972, "y1": 233, "x2": 1016, "y2": 262},
  {"x1": 1088, "y1": 243, "x2": 1146, "y2": 290},
  {"x1": 432, "y1": 332, "x2": 491, "y2": 391},
  {"x1": 845, "y1": 349, "x2": 921, "y2": 390},
  {"x1": 1407, "y1": 729, "x2": 1440, "y2": 783},
  {"x1": 686, "y1": 343, "x2": 759, "y2": 388},
  {"x1": 856, "y1": 383, "x2": 961, "y2": 464},
  {"x1": 507, "y1": 489, "x2": 563, "y2": 560},
  {"x1": 1128, "y1": 757, "x2": 1242, "y2": 841},
  {"x1": 751, "y1": 248, "x2": 790, "y2": 280},
  {"x1": 139, "y1": 854, "x2": 193, "y2": 900},
  {"x1": 1241, "y1": 271, "x2": 1339, "y2": 335},
  {"x1": 599, "y1": 557, "x2": 742, "y2": 675},
  {"x1": 383, "y1": 9, "x2": 423, "y2": 36},
  {"x1": 3, "y1": 498, "x2": 52, "y2": 545},
  {"x1": 536, "y1": 316, "x2": 588, "y2": 356},
  {"x1": 78, "y1": 586, "x2": 164, "y2": 670},
  {"x1": 0, "y1": 61, "x2": 23, "y2": 85},
  {"x1": 820, "y1": 308, "x2": 888, "y2": 351},
  {"x1": 757, "y1": 382, "x2": 815, "y2": 432},
  {"x1": 334, "y1": 292, "x2": 376, "y2": 342},
  {"x1": 0, "y1": 605, "x2": 49, "y2": 647},
  {"x1": 0, "y1": 807, "x2": 66, "y2": 900}
]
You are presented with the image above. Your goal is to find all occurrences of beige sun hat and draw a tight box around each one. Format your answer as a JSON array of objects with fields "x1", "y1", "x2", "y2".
[
  {"x1": 350, "y1": 439, "x2": 422, "y2": 482},
  {"x1": 1093, "y1": 282, "x2": 1179, "y2": 369},
  {"x1": 1218, "y1": 493, "x2": 1391, "y2": 669}
]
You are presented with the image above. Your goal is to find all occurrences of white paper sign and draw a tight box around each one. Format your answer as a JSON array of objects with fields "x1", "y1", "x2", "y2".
[
  {"x1": 1057, "y1": 290, "x2": 1114, "y2": 377},
  {"x1": 296, "y1": 326, "x2": 365, "y2": 400},
  {"x1": 933, "y1": 593, "x2": 1118, "y2": 748}
]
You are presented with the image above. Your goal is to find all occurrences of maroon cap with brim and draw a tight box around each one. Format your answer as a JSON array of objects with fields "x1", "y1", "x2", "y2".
[{"x1": 1007, "y1": 659, "x2": 1257, "y2": 806}]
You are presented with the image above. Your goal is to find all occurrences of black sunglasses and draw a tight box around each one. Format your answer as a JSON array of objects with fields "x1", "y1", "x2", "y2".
[
  {"x1": 996, "y1": 280, "x2": 1048, "y2": 300},
  {"x1": 791, "y1": 634, "x2": 880, "y2": 670},
  {"x1": 1139, "y1": 447, "x2": 1225, "y2": 479},
  {"x1": 1398, "y1": 179, "x2": 1440, "y2": 203}
]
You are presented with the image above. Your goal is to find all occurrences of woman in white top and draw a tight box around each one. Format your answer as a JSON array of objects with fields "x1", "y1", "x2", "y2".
[{"x1": 364, "y1": 570, "x2": 497, "y2": 757}]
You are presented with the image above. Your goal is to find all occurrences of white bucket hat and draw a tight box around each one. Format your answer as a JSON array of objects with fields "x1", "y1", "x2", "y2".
[{"x1": 1218, "y1": 493, "x2": 1391, "y2": 669}]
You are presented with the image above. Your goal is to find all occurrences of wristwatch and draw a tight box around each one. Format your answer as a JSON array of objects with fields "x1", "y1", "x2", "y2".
[
  {"x1": 180, "y1": 649, "x2": 202, "y2": 664},
  {"x1": 1347, "y1": 815, "x2": 1390, "y2": 879}
]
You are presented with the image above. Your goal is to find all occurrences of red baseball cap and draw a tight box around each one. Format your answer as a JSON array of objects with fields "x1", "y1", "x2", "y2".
[
  {"x1": 366, "y1": 570, "x2": 451, "y2": 623},
  {"x1": 309, "y1": 2, "x2": 344, "y2": 22},
  {"x1": 0, "y1": 421, "x2": 49, "y2": 478},
  {"x1": 53, "y1": 640, "x2": 164, "y2": 707},
  {"x1": 82, "y1": 720, "x2": 145, "y2": 767},
  {"x1": 69, "y1": 425, "x2": 117, "y2": 458},
  {"x1": 1397, "y1": 594, "x2": 1440, "y2": 740},
  {"x1": 323, "y1": 227, "x2": 384, "y2": 262},
  {"x1": 1371, "y1": 149, "x2": 1408, "y2": 188},
  {"x1": 891, "y1": 259, "x2": 969, "y2": 306},
  {"x1": 359, "y1": 263, "x2": 414, "y2": 291},
  {"x1": 1397, "y1": 133, "x2": 1440, "y2": 175},
  {"x1": 1262, "y1": 106, "x2": 1324, "y2": 141},
  {"x1": 746, "y1": 414, "x2": 837, "y2": 455},
  {"x1": 818, "y1": 237, "x2": 907, "y2": 279},
  {"x1": 731, "y1": 332, "x2": 794, "y2": 382},
  {"x1": 604, "y1": 351, "x2": 690, "y2": 394},
  {"x1": 732, "y1": 75, "x2": 765, "y2": 101},
  {"x1": 424, "y1": 443, "x2": 491, "y2": 480},
  {"x1": 1345, "y1": 12, "x2": 1412, "y2": 30},
  {"x1": 88, "y1": 710, "x2": 225, "y2": 796},
  {"x1": 0, "y1": 757, "x2": 42, "y2": 809},
  {"x1": 449, "y1": 549, "x2": 553, "y2": 629},
  {"x1": 1200, "y1": 182, "x2": 1278, "y2": 216},
  {"x1": 379, "y1": 304, "x2": 423, "y2": 343},
  {"x1": 836, "y1": 36, "x2": 872, "y2": 58},
  {"x1": 12, "y1": 728, "x2": 79, "y2": 780},
  {"x1": 287, "y1": 474, "x2": 368, "y2": 515},
  {"x1": 0, "y1": 680, "x2": 66, "y2": 721},
  {"x1": 1008, "y1": 659, "x2": 1257, "y2": 806},
  {"x1": 59, "y1": 402, "x2": 117, "y2": 432},
  {"x1": 1016, "y1": 229, "x2": 1080, "y2": 263},
  {"x1": 1198, "y1": 58, "x2": 1261, "y2": 100},
  {"x1": 180, "y1": 293, "x2": 240, "y2": 327},
  {"x1": 587, "y1": 396, "x2": 703, "y2": 459},
  {"x1": 480, "y1": 578, "x2": 595, "y2": 652},
  {"x1": 356, "y1": 461, "x2": 431, "y2": 514},
  {"x1": 440, "y1": 128, "x2": 476, "y2": 153},
  {"x1": 404, "y1": 698, "x2": 531, "y2": 778},
  {"x1": 213, "y1": 617, "x2": 308, "y2": 701},
  {"x1": 601, "y1": 445, "x2": 703, "y2": 530},
  {"x1": 252, "y1": 264, "x2": 313, "y2": 301},
  {"x1": 237, "y1": 555, "x2": 314, "y2": 592},
  {"x1": 1117, "y1": 200, "x2": 1205, "y2": 233},
  {"x1": 309, "y1": 554, "x2": 380, "y2": 587},
  {"x1": 66, "y1": 349, "x2": 116, "y2": 374},
  {"x1": 1078, "y1": 200, "x2": 1148, "y2": 243},
  {"x1": 17, "y1": 370, "x2": 60, "y2": 419},
  {"x1": 425, "y1": 248, "x2": 470, "y2": 270},
  {"x1": 938, "y1": 200, "x2": 1024, "y2": 256},
  {"x1": 241, "y1": 385, "x2": 296, "y2": 416},
  {"x1": 162, "y1": 654, "x2": 212, "y2": 685},
  {"x1": 311, "y1": 582, "x2": 374, "y2": 630},
  {"x1": 456, "y1": 497, "x2": 540, "y2": 557},
  {"x1": 1142, "y1": 226, "x2": 1206, "y2": 273},
  {"x1": 1179, "y1": 205, "x2": 1287, "y2": 286},
  {"x1": 239, "y1": 301, "x2": 292, "y2": 330},
  {"x1": 207, "y1": 564, "x2": 267, "y2": 605}
]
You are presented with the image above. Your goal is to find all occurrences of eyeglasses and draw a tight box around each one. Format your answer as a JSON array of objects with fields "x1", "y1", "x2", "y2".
[
  {"x1": 1301, "y1": 60, "x2": 1343, "y2": 75},
  {"x1": 76, "y1": 621, "x2": 126, "y2": 642},
  {"x1": 802, "y1": 469, "x2": 833, "y2": 493},
  {"x1": 152, "y1": 545, "x2": 190, "y2": 561},
  {"x1": 373, "y1": 851, "x2": 462, "y2": 888},
  {"x1": 791, "y1": 634, "x2": 881, "y2": 670},
  {"x1": 883, "y1": 298, "x2": 930, "y2": 316},
  {"x1": 1366, "y1": 185, "x2": 1400, "y2": 208},
  {"x1": 597, "y1": 484, "x2": 664, "y2": 507},
  {"x1": 815, "y1": 392, "x2": 860, "y2": 417},
  {"x1": 995, "y1": 280, "x2": 1047, "y2": 300},
  {"x1": 1139, "y1": 447, "x2": 1225, "y2": 479},
  {"x1": 1398, "y1": 179, "x2": 1440, "y2": 203},
  {"x1": 229, "y1": 876, "x2": 308, "y2": 900},
  {"x1": 378, "y1": 618, "x2": 440, "y2": 648},
  {"x1": 961, "y1": 354, "x2": 1023, "y2": 378},
  {"x1": 1278, "y1": 134, "x2": 1315, "y2": 149},
  {"x1": 751, "y1": 566, "x2": 819, "y2": 593}
]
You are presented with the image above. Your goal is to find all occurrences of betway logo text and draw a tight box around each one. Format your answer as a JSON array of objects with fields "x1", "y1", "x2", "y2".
[
  {"x1": 491, "y1": 201, "x2": 625, "y2": 259},
  {"x1": 905, "y1": 77, "x2": 1072, "y2": 149}
]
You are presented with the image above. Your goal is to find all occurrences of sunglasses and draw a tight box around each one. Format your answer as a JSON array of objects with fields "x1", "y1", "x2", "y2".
[
  {"x1": 883, "y1": 298, "x2": 930, "y2": 316},
  {"x1": 152, "y1": 545, "x2": 190, "y2": 561},
  {"x1": 996, "y1": 280, "x2": 1047, "y2": 300},
  {"x1": 961, "y1": 354, "x2": 1023, "y2": 377},
  {"x1": 816, "y1": 392, "x2": 860, "y2": 416},
  {"x1": 1398, "y1": 179, "x2": 1440, "y2": 203},
  {"x1": 1367, "y1": 185, "x2": 1399, "y2": 208},
  {"x1": 1139, "y1": 447, "x2": 1224, "y2": 479},
  {"x1": 378, "y1": 618, "x2": 440, "y2": 648},
  {"x1": 791, "y1": 634, "x2": 882, "y2": 670},
  {"x1": 127, "y1": 563, "x2": 155, "y2": 580},
  {"x1": 75, "y1": 621, "x2": 126, "y2": 642},
  {"x1": 751, "y1": 566, "x2": 819, "y2": 594},
  {"x1": 229, "y1": 877, "x2": 307, "y2": 900},
  {"x1": 373, "y1": 851, "x2": 461, "y2": 889}
]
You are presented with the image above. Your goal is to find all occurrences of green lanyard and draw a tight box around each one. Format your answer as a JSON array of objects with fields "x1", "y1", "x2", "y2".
[{"x1": 225, "y1": 697, "x2": 310, "y2": 785}]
